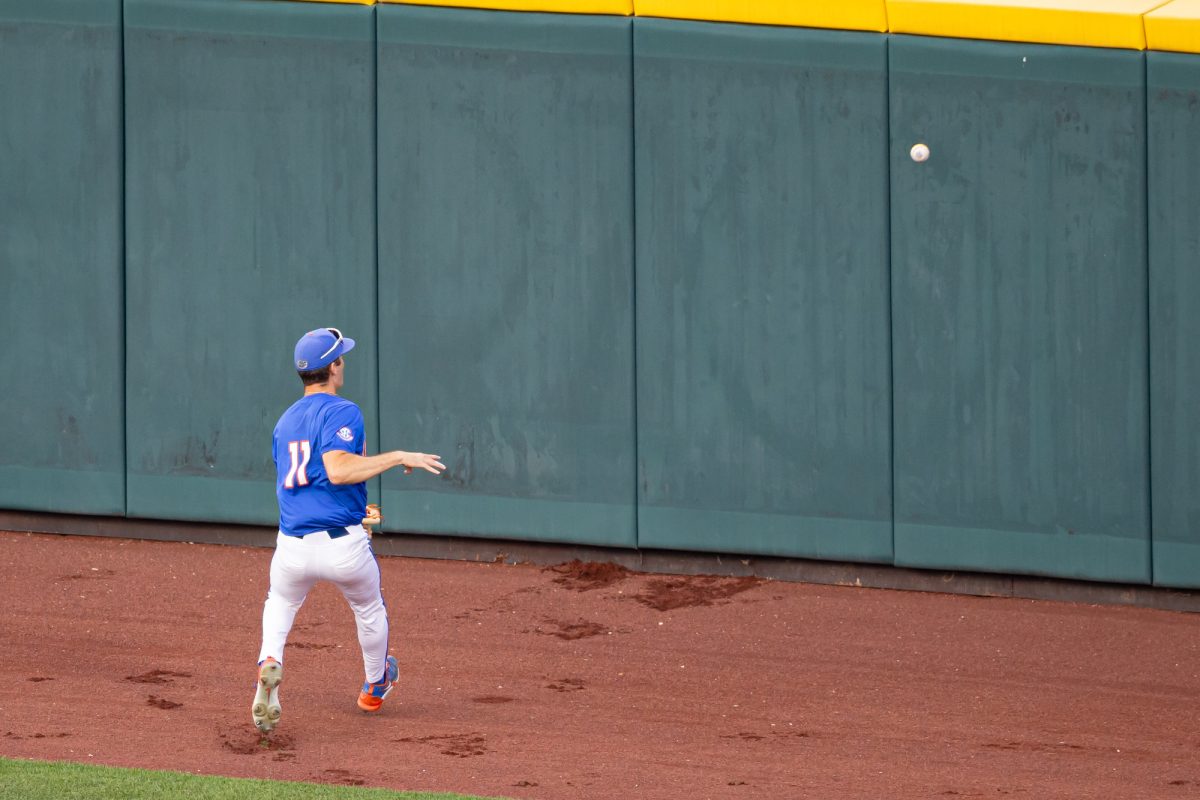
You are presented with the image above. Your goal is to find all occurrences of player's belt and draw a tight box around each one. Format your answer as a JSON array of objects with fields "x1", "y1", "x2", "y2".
[{"x1": 297, "y1": 527, "x2": 351, "y2": 539}]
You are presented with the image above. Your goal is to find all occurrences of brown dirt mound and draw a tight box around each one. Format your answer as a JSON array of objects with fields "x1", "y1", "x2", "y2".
[
  {"x1": 396, "y1": 733, "x2": 488, "y2": 758},
  {"x1": 59, "y1": 568, "x2": 116, "y2": 580},
  {"x1": 317, "y1": 768, "x2": 366, "y2": 786},
  {"x1": 219, "y1": 727, "x2": 297, "y2": 756},
  {"x1": 538, "y1": 619, "x2": 608, "y2": 640},
  {"x1": 146, "y1": 695, "x2": 183, "y2": 710},
  {"x1": 125, "y1": 670, "x2": 192, "y2": 684},
  {"x1": 546, "y1": 559, "x2": 632, "y2": 591},
  {"x1": 5, "y1": 732, "x2": 70, "y2": 740},
  {"x1": 633, "y1": 575, "x2": 761, "y2": 611}
]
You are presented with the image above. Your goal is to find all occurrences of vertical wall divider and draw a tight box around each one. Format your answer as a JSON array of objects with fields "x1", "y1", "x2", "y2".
[
  {"x1": 120, "y1": 0, "x2": 129, "y2": 518},
  {"x1": 372, "y1": 3, "x2": 382, "y2": 518},
  {"x1": 884, "y1": 33, "x2": 895, "y2": 566},
  {"x1": 629, "y1": 17, "x2": 640, "y2": 550},
  {"x1": 1143, "y1": 51, "x2": 1155, "y2": 585}
]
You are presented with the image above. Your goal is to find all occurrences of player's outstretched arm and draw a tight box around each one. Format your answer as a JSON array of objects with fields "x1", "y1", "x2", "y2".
[{"x1": 323, "y1": 449, "x2": 445, "y2": 485}]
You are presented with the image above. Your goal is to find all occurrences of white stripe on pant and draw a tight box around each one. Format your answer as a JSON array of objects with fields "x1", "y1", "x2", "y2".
[{"x1": 258, "y1": 525, "x2": 390, "y2": 684}]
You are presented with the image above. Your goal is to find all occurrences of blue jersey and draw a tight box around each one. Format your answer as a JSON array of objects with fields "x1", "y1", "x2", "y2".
[{"x1": 273, "y1": 393, "x2": 367, "y2": 536}]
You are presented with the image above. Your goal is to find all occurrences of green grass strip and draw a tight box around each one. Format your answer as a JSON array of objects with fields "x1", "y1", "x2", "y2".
[{"x1": 0, "y1": 757, "x2": 508, "y2": 800}]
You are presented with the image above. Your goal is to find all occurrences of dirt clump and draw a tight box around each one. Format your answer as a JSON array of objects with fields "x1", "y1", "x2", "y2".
[
  {"x1": 125, "y1": 670, "x2": 191, "y2": 684},
  {"x1": 396, "y1": 733, "x2": 488, "y2": 758},
  {"x1": 546, "y1": 620, "x2": 608, "y2": 640},
  {"x1": 146, "y1": 695, "x2": 183, "y2": 710},
  {"x1": 546, "y1": 559, "x2": 632, "y2": 591},
  {"x1": 318, "y1": 769, "x2": 366, "y2": 786},
  {"x1": 219, "y1": 727, "x2": 296, "y2": 756},
  {"x1": 633, "y1": 575, "x2": 761, "y2": 611}
]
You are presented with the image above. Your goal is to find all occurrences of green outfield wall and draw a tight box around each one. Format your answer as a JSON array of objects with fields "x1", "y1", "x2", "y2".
[
  {"x1": 3, "y1": 0, "x2": 1200, "y2": 589},
  {"x1": 123, "y1": 0, "x2": 379, "y2": 525},
  {"x1": 1148, "y1": 51, "x2": 1200, "y2": 590},
  {"x1": 634, "y1": 19, "x2": 892, "y2": 562},
  {"x1": 0, "y1": 0, "x2": 125, "y2": 515},
  {"x1": 890, "y1": 36, "x2": 1151, "y2": 584},
  {"x1": 375, "y1": 6, "x2": 637, "y2": 546}
]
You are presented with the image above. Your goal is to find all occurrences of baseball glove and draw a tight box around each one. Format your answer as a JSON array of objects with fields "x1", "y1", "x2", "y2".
[{"x1": 362, "y1": 503, "x2": 382, "y2": 536}]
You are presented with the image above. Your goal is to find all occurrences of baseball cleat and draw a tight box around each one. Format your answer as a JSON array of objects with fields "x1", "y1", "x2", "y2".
[
  {"x1": 252, "y1": 657, "x2": 283, "y2": 732},
  {"x1": 357, "y1": 655, "x2": 398, "y2": 712}
]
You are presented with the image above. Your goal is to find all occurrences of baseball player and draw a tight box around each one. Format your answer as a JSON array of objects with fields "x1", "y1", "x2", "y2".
[{"x1": 252, "y1": 327, "x2": 444, "y2": 733}]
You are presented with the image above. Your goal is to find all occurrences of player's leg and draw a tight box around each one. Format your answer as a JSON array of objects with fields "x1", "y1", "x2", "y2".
[
  {"x1": 259, "y1": 533, "x2": 318, "y2": 664},
  {"x1": 328, "y1": 529, "x2": 396, "y2": 709},
  {"x1": 331, "y1": 531, "x2": 389, "y2": 681},
  {"x1": 253, "y1": 533, "x2": 317, "y2": 732}
]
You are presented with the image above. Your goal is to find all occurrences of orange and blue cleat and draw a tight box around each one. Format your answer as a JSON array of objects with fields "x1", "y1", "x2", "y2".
[{"x1": 357, "y1": 656, "x2": 398, "y2": 712}]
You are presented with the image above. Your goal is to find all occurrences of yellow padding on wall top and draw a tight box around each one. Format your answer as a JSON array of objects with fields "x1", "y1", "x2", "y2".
[
  {"x1": 634, "y1": 0, "x2": 888, "y2": 32},
  {"x1": 1145, "y1": 0, "x2": 1200, "y2": 52},
  {"x1": 887, "y1": 0, "x2": 1166, "y2": 49},
  {"x1": 380, "y1": 0, "x2": 633, "y2": 14}
]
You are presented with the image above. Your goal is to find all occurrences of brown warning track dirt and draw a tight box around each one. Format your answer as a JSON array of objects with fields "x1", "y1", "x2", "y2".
[
  {"x1": 545, "y1": 559, "x2": 632, "y2": 591},
  {"x1": 1, "y1": 530, "x2": 1198, "y2": 799}
]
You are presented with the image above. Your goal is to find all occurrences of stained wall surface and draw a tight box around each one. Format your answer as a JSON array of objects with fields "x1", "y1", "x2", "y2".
[
  {"x1": 3, "y1": 0, "x2": 1197, "y2": 588},
  {"x1": 123, "y1": 0, "x2": 378, "y2": 524},
  {"x1": 0, "y1": 0, "x2": 125, "y2": 516}
]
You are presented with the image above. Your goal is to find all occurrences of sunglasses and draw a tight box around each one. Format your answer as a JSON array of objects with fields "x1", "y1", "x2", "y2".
[{"x1": 319, "y1": 327, "x2": 343, "y2": 361}]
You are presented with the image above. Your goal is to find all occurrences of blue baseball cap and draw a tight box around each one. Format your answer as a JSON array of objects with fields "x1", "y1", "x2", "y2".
[{"x1": 294, "y1": 327, "x2": 355, "y2": 372}]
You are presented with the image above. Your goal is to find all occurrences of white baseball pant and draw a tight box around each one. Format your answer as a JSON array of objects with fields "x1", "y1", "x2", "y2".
[{"x1": 258, "y1": 525, "x2": 390, "y2": 684}]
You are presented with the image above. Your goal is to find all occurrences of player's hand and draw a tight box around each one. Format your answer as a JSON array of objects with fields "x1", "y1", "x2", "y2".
[
  {"x1": 399, "y1": 452, "x2": 445, "y2": 476},
  {"x1": 361, "y1": 504, "x2": 382, "y2": 537}
]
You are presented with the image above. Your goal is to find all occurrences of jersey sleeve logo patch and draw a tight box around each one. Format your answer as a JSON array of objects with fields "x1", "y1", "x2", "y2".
[{"x1": 336, "y1": 426, "x2": 354, "y2": 442}]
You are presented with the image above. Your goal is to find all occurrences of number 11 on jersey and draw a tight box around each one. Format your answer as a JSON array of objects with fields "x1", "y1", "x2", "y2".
[{"x1": 284, "y1": 440, "x2": 312, "y2": 488}]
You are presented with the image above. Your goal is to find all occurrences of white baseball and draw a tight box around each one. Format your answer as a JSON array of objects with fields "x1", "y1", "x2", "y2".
[{"x1": 910, "y1": 143, "x2": 930, "y2": 163}]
